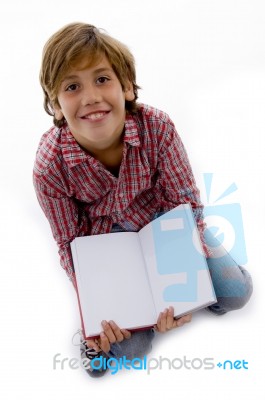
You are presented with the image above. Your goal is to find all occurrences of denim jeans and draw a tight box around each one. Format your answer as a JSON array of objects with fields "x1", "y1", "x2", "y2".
[{"x1": 91, "y1": 219, "x2": 253, "y2": 375}]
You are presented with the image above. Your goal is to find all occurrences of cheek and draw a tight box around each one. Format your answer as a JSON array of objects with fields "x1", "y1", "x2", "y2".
[
  {"x1": 115, "y1": 92, "x2": 127, "y2": 110},
  {"x1": 108, "y1": 86, "x2": 126, "y2": 105},
  {"x1": 58, "y1": 99, "x2": 74, "y2": 118}
]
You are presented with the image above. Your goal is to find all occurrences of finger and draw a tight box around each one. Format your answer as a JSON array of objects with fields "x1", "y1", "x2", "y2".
[
  {"x1": 120, "y1": 329, "x2": 132, "y2": 339},
  {"x1": 156, "y1": 312, "x2": 162, "y2": 332},
  {"x1": 99, "y1": 332, "x2": 110, "y2": 353},
  {"x1": 160, "y1": 309, "x2": 168, "y2": 332},
  {"x1": 180, "y1": 313, "x2": 192, "y2": 324},
  {"x1": 86, "y1": 339, "x2": 100, "y2": 352},
  {"x1": 166, "y1": 306, "x2": 174, "y2": 330},
  {"x1": 184, "y1": 314, "x2": 192, "y2": 323},
  {"x1": 172, "y1": 319, "x2": 179, "y2": 329},
  {"x1": 176, "y1": 313, "x2": 192, "y2": 327},
  {"x1": 101, "y1": 320, "x2": 116, "y2": 343},
  {"x1": 109, "y1": 320, "x2": 124, "y2": 342}
]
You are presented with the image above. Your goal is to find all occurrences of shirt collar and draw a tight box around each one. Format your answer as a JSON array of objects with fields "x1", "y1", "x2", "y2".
[
  {"x1": 61, "y1": 125, "x2": 89, "y2": 168},
  {"x1": 123, "y1": 113, "x2": 141, "y2": 147},
  {"x1": 61, "y1": 112, "x2": 141, "y2": 168}
]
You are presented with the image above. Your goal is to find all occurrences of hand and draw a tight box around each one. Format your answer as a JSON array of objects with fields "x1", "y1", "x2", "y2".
[
  {"x1": 154, "y1": 306, "x2": 192, "y2": 333},
  {"x1": 86, "y1": 320, "x2": 131, "y2": 353}
]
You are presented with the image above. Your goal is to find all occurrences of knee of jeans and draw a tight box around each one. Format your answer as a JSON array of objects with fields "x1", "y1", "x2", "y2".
[
  {"x1": 237, "y1": 266, "x2": 253, "y2": 308},
  {"x1": 215, "y1": 270, "x2": 253, "y2": 312},
  {"x1": 210, "y1": 266, "x2": 253, "y2": 315}
]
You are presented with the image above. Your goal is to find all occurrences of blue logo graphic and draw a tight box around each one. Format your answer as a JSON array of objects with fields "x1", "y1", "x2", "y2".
[
  {"x1": 151, "y1": 173, "x2": 248, "y2": 302},
  {"x1": 203, "y1": 173, "x2": 247, "y2": 265}
]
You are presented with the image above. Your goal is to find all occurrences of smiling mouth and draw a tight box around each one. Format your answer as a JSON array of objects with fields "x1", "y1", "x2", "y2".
[{"x1": 81, "y1": 111, "x2": 110, "y2": 121}]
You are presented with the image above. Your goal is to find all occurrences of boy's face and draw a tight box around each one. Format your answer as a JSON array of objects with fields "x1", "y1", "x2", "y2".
[{"x1": 55, "y1": 55, "x2": 134, "y2": 154}]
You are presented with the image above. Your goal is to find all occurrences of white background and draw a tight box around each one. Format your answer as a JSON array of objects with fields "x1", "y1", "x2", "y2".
[{"x1": 0, "y1": 0, "x2": 264, "y2": 398}]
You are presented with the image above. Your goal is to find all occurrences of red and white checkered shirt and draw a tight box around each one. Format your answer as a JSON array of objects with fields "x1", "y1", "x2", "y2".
[{"x1": 33, "y1": 104, "x2": 210, "y2": 282}]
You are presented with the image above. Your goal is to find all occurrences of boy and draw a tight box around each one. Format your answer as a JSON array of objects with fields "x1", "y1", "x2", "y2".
[{"x1": 33, "y1": 22, "x2": 253, "y2": 377}]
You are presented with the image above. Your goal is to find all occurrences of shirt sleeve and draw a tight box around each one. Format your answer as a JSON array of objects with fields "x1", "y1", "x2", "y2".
[
  {"x1": 33, "y1": 177, "x2": 90, "y2": 282},
  {"x1": 157, "y1": 121, "x2": 212, "y2": 257}
]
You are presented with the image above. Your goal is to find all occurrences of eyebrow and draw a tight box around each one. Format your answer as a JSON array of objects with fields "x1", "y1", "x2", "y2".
[{"x1": 61, "y1": 67, "x2": 114, "y2": 83}]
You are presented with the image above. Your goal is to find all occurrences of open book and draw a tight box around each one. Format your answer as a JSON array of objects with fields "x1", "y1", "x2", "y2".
[{"x1": 71, "y1": 204, "x2": 216, "y2": 339}]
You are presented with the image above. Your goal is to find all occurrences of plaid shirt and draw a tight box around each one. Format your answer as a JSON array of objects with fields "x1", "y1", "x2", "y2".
[{"x1": 33, "y1": 104, "x2": 210, "y2": 282}]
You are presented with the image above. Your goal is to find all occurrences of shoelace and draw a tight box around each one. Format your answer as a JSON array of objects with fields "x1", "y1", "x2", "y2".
[
  {"x1": 72, "y1": 329, "x2": 102, "y2": 357},
  {"x1": 81, "y1": 347, "x2": 101, "y2": 359},
  {"x1": 72, "y1": 328, "x2": 84, "y2": 346}
]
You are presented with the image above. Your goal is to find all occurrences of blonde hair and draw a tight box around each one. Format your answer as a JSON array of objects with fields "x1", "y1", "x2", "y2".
[{"x1": 40, "y1": 22, "x2": 140, "y2": 127}]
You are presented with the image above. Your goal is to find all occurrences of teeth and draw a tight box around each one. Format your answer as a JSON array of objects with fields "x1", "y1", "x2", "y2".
[{"x1": 84, "y1": 112, "x2": 106, "y2": 120}]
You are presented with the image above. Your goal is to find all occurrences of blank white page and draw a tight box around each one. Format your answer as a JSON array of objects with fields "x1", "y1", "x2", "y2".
[{"x1": 71, "y1": 232, "x2": 156, "y2": 338}]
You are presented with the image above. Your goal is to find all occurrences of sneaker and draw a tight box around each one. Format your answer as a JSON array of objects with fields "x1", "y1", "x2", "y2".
[
  {"x1": 205, "y1": 304, "x2": 227, "y2": 316},
  {"x1": 72, "y1": 329, "x2": 109, "y2": 377}
]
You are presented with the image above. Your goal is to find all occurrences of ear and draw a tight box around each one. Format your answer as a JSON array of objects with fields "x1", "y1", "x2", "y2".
[
  {"x1": 124, "y1": 82, "x2": 135, "y2": 101},
  {"x1": 53, "y1": 103, "x2": 64, "y2": 120}
]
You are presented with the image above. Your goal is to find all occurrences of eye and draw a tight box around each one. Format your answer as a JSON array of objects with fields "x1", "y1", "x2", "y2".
[
  {"x1": 96, "y1": 76, "x2": 110, "y2": 84},
  {"x1": 65, "y1": 83, "x2": 79, "y2": 92}
]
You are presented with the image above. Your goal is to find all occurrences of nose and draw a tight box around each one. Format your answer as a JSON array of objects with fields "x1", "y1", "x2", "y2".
[{"x1": 81, "y1": 84, "x2": 101, "y2": 105}]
